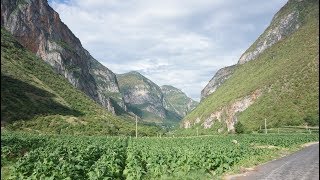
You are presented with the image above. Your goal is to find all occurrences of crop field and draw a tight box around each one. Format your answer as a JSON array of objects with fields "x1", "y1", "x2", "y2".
[{"x1": 1, "y1": 132, "x2": 318, "y2": 179}]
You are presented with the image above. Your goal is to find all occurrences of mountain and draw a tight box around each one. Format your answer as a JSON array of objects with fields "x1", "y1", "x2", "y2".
[
  {"x1": 117, "y1": 71, "x2": 167, "y2": 123},
  {"x1": 117, "y1": 71, "x2": 193, "y2": 124},
  {"x1": 161, "y1": 85, "x2": 198, "y2": 117},
  {"x1": 1, "y1": 0, "x2": 125, "y2": 114},
  {"x1": 201, "y1": 0, "x2": 311, "y2": 100},
  {"x1": 1, "y1": 28, "x2": 161, "y2": 136},
  {"x1": 182, "y1": 0, "x2": 319, "y2": 133}
]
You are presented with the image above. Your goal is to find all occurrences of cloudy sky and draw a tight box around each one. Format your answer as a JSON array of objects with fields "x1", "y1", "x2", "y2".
[{"x1": 49, "y1": 0, "x2": 287, "y2": 101}]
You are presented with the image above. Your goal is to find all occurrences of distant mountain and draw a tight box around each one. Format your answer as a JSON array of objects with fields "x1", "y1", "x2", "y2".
[
  {"x1": 117, "y1": 71, "x2": 195, "y2": 124},
  {"x1": 182, "y1": 0, "x2": 319, "y2": 133},
  {"x1": 161, "y1": 85, "x2": 198, "y2": 117},
  {"x1": 1, "y1": 28, "x2": 161, "y2": 136},
  {"x1": 117, "y1": 71, "x2": 167, "y2": 123},
  {"x1": 1, "y1": 0, "x2": 125, "y2": 114}
]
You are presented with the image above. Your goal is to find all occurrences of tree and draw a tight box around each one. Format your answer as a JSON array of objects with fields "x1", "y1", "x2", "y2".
[
  {"x1": 235, "y1": 121, "x2": 245, "y2": 134},
  {"x1": 304, "y1": 115, "x2": 319, "y2": 126}
]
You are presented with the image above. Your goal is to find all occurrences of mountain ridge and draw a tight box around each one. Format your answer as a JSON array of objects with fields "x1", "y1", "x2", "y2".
[
  {"x1": 201, "y1": 0, "x2": 314, "y2": 100},
  {"x1": 117, "y1": 71, "x2": 197, "y2": 125},
  {"x1": 181, "y1": 0, "x2": 319, "y2": 134},
  {"x1": 161, "y1": 85, "x2": 198, "y2": 118}
]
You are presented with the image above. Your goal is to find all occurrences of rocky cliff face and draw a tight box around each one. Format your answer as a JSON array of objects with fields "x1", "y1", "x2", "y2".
[
  {"x1": 201, "y1": 0, "x2": 304, "y2": 100},
  {"x1": 201, "y1": 65, "x2": 236, "y2": 100},
  {"x1": 1, "y1": 0, "x2": 125, "y2": 114},
  {"x1": 161, "y1": 85, "x2": 198, "y2": 117},
  {"x1": 183, "y1": 89, "x2": 262, "y2": 132},
  {"x1": 117, "y1": 71, "x2": 167, "y2": 122},
  {"x1": 238, "y1": 1, "x2": 301, "y2": 64}
]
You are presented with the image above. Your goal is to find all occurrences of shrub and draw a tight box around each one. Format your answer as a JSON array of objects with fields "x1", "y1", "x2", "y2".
[
  {"x1": 235, "y1": 121, "x2": 245, "y2": 134},
  {"x1": 304, "y1": 114, "x2": 319, "y2": 126}
]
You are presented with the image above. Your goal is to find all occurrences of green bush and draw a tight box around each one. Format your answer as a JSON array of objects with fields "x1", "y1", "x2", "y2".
[
  {"x1": 304, "y1": 114, "x2": 319, "y2": 126},
  {"x1": 235, "y1": 121, "x2": 245, "y2": 134}
]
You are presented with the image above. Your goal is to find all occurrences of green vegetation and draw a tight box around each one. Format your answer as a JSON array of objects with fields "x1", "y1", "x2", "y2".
[
  {"x1": 235, "y1": 121, "x2": 245, "y2": 134},
  {"x1": 55, "y1": 40, "x2": 76, "y2": 54},
  {"x1": 117, "y1": 72, "x2": 181, "y2": 124},
  {"x1": 117, "y1": 71, "x2": 152, "y2": 89},
  {"x1": 243, "y1": 0, "x2": 318, "y2": 56},
  {"x1": 1, "y1": 28, "x2": 161, "y2": 136},
  {"x1": 183, "y1": 0, "x2": 319, "y2": 132},
  {"x1": 1, "y1": 132, "x2": 318, "y2": 179},
  {"x1": 304, "y1": 114, "x2": 319, "y2": 126},
  {"x1": 161, "y1": 85, "x2": 198, "y2": 118}
]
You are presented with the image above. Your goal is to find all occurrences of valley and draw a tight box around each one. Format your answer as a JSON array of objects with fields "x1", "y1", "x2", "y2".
[{"x1": 1, "y1": 0, "x2": 319, "y2": 179}]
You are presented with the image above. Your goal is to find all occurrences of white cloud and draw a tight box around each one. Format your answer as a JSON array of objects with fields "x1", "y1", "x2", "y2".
[{"x1": 50, "y1": 0, "x2": 287, "y2": 100}]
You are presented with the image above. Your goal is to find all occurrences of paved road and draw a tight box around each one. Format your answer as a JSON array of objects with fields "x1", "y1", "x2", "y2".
[{"x1": 230, "y1": 143, "x2": 319, "y2": 180}]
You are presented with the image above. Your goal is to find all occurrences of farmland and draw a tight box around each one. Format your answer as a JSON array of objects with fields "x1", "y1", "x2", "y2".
[{"x1": 1, "y1": 132, "x2": 318, "y2": 179}]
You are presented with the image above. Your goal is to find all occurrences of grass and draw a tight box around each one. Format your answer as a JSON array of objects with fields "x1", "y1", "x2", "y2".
[
  {"x1": 1, "y1": 28, "x2": 162, "y2": 136},
  {"x1": 221, "y1": 141, "x2": 318, "y2": 179},
  {"x1": 182, "y1": 0, "x2": 319, "y2": 133}
]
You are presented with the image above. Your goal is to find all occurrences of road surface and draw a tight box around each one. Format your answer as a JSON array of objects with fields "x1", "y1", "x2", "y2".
[{"x1": 228, "y1": 142, "x2": 319, "y2": 180}]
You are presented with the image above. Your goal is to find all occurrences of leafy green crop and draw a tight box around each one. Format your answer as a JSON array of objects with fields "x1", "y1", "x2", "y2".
[{"x1": 1, "y1": 132, "x2": 318, "y2": 179}]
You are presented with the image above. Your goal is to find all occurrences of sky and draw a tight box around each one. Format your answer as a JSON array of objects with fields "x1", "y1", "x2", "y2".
[{"x1": 49, "y1": 0, "x2": 287, "y2": 101}]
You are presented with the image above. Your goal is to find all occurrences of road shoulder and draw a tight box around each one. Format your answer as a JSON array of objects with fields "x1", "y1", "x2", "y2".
[{"x1": 223, "y1": 141, "x2": 319, "y2": 180}]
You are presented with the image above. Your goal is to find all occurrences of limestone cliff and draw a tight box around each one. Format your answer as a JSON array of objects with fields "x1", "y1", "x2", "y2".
[
  {"x1": 183, "y1": 89, "x2": 262, "y2": 132},
  {"x1": 238, "y1": 0, "x2": 301, "y2": 64},
  {"x1": 1, "y1": 0, "x2": 125, "y2": 114}
]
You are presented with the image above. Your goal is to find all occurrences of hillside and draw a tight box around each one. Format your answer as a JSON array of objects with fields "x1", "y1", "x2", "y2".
[
  {"x1": 1, "y1": 28, "x2": 161, "y2": 136},
  {"x1": 161, "y1": 85, "x2": 198, "y2": 117},
  {"x1": 181, "y1": 0, "x2": 319, "y2": 134},
  {"x1": 117, "y1": 71, "x2": 184, "y2": 124},
  {"x1": 1, "y1": 0, "x2": 126, "y2": 114}
]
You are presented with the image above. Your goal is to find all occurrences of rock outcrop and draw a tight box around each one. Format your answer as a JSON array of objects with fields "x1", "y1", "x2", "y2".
[
  {"x1": 201, "y1": 65, "x2": 236, "y2": 100},
  {"x1": 161, "y1": 85, "x2": 198, "y2": 117},
  {"x1": 202, "y1": 89, "x2": 261, "y2": 131},
  {"x1": 201, "y1": 0, "x2": 303, "y2": 100},
  {"x1": 238, "y1": 4, "x2": 300, "y2": 64},
  {"x1": 184, "y1": 89, "x2": 262, "y2": 132},
  {"x1": 1, "y1": 0, "x2": 125, "y2": 114}
]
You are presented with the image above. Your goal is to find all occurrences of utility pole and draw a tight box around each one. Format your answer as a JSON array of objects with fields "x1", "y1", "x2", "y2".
[
  {"x1": 264, "y1": 118, "x2": 267, "y2": 134},
  {"x1": 135, "y1": 115, "x2": 138, "y2": 138},
  {"x1": 196, "y1": 127, "x2": 199, "y2": 137}
]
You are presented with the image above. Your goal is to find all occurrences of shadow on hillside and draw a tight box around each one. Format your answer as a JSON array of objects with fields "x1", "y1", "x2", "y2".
[{"x1": 1, "y1": 74, "x2": 84, "y2": 123}]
